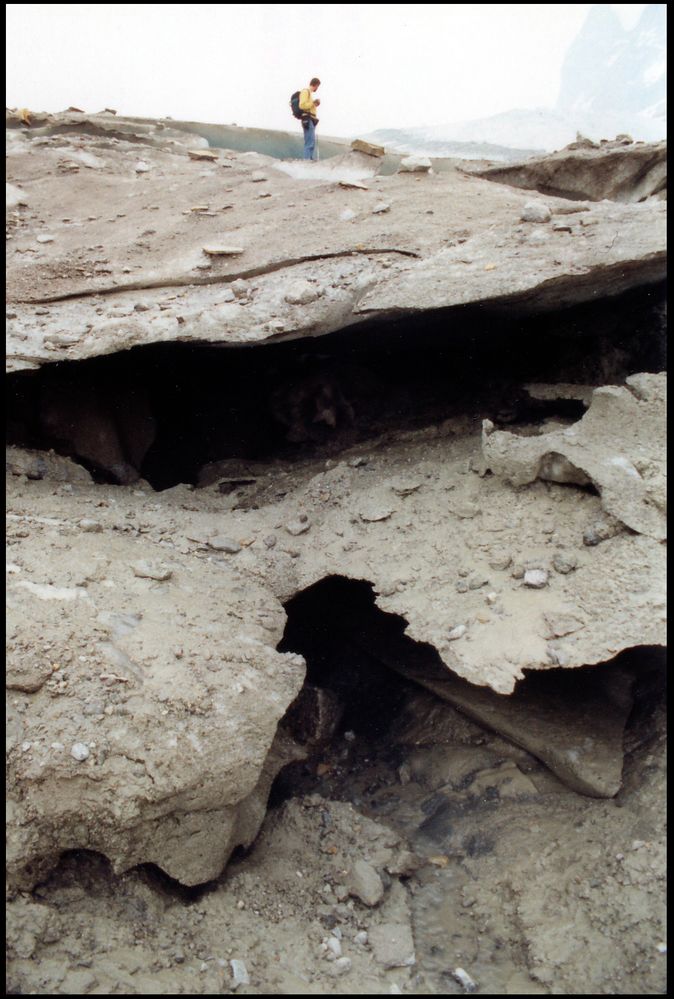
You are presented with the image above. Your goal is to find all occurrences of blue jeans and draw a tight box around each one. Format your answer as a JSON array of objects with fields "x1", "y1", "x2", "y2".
[{"x1": 302, "y1": 117, "x2": 317, "y2": 160}]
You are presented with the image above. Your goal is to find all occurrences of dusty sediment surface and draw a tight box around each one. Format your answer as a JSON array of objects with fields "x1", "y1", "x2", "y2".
[{"x1": 5, "y1": 112, "x2": 667, "y2": 994}]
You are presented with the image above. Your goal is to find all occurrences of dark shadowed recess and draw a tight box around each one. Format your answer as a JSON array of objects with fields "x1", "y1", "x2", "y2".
[
  {"x1": 271, "y1": 575, "x2": 666, "y2": 804},
  {"x1": 27, "y1": 577, "x2": 665, "y2": 900},
  {"x1": 6, "y1": 281, "x2": 666, "y2": 490}
]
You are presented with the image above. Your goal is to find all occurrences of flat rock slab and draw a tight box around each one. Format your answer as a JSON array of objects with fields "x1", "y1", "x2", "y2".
[
  {"x1": 5, "y1": 115, "x2": 665, "y2": 372},
  {"x1": 202, "y1": 245, "x2": 245, "y2": 256},
  {"x1": 386, "y1": 653, "x2": 634, "y2": 798}
]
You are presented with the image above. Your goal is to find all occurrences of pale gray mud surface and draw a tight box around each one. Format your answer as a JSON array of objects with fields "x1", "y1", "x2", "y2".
[{"x1": 6, "y1": 111, "x2": 667, "y2": 994}]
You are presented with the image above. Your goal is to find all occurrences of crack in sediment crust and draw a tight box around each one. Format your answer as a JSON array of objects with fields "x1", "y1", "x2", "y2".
[{"x1": 14, "y1": 248, "x2": 422, "y2": 305}]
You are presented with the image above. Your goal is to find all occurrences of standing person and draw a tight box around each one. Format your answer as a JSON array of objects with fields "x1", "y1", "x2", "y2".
[{"x1": 299, "y1": 78, "x2": 321, "y2": 161}]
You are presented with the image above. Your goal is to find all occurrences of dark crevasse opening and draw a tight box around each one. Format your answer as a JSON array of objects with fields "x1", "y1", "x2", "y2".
[{"x1": 6, "y1": 281, "x2": 666, "y2": 490}]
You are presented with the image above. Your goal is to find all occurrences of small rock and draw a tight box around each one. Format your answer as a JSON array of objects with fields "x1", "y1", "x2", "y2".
[
  {"x1": 70, "y1": 743, "x2": 90, "y2": 762},
  {"x1": 251, "y1": 171, "x2": 267, "y2": 182},
  {"x1": 448, "y1": 624, "x2": 467, "y2": 641},
  {"x1": 521, "y1": 200, "x2": 551, "y2": 223},
  {"x1": 263, "y1": 534, "x2": 277, "y2": 549},
  {"x1": 398, "y1": 155, "x2": 432, "y2": 174},
  {"x1": 285, "y1": 520, "x2": 310, "y2": 536},
  {"x1": 373, "y1": 203, "x2": 391, "y2": 214},
  {"x1": 347, "y1": 860, "x2": 384, "y2": 907},
  {"x1": 583, "y1": 520, "x2": 620, "y2": 546},
  {"x1": 360, "y1": 505, "x2": 394, "y2": 523},
  {"x1": 454, "y1": 967, "x2": 477, "y2": 993},
  {"x1": 132, "y1": 560, "x2": 172, "y2": 581},
  {"x1": 468, "y1": 575, "x2": 489, "y2": 590},
  {"x1": 489, "y1": 554, "x2": 512, "y2": 571},
  {"x1": 332, "y1": 957, "x2": 352, "y2": 976},
  {"x1": 231, "y1": 279, "x2": 249, "y2": 298},
  {"x1": 339, "y1": 179, "x2": 369, "y2": 190},
  {"x1": 340, "y1": 208, "x2": 356, "y2": 222},
  {"x1": 351, "y1": 139, "x2": 385, "y2": 158},
  {"x1": 327, "y1": 937, "x2": 342, "y2": 958},
  {"x1": 6, "y1": 661, "x2": 53, "y2": 693},
  {"x1": 455, "y1": 580, "x2": 469, "y2": 594},
  {"x1": 510, "y1": 564, "x2": 525, "y2": 579},
  {"x1": 354, "y1": 931, "x2": 369, "y2": 946},
  {"x1": 285, "y1": 280, "x2": 321, "y2": 305},
  {"x1": 135, "y1": 161, "x2": 151, "y2": 173},
  {"x1": 552, "y1": 552, "x2": 577, "y2": 574},
  {"x1": 230, "y1": 959, "x2": 250, "y2": 989},
  {"x1": 524, "y1": 569, "x2": 548, "y2": 588},
  {"x1": 79, "y1": 519, "x2": 102, "y2": 533},
  {"x1": 202, "y1": 245, "x2": 244, "y2": 257},
  {"x1": 208, "y1": 537, "x2": 242, "y2": 553},
  {"x1": 36, "y1": 234, "x2": 55, "y2": 243}
]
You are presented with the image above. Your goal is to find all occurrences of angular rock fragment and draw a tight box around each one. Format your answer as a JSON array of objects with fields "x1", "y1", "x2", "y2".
[
  {"x1": 347, "y1": 859, "x2": 385, "y2": 907},
  {"x1": 481, "y1": 374, "x2": 666, "y2": 541}
]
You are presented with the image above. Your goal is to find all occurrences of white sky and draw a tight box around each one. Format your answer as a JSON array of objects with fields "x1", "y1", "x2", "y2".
[{"x1": 6, "y1": 4, "x2": 650, "y2": 137}]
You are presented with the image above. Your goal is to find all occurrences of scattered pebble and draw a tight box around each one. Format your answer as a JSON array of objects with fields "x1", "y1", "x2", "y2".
[
  {"x1": 583, "y1": 520, "x2": 619, "y2": 546},
  {"x1": 448, "y1": 624, "x2": 467, "y2": 641},
  {"x1": 327, "y1": 936, "x2": 342, "y2": 958},
  {"x1": 230, "y1": 959, "x2": 250, "y2": 989},
  {"x1": 135, "y1": 161, "x2": 151, "y2": 173},
  {"x1": 332, "y1": 957, "x2": 352, "y2": 976},
  {"x1": 524, "y1": 569, "x2": 548, "y2": 588},
  {"x1": 70, "y1": 743, "x2": 90, "y2": 762},
  {"x1": 398, "y1": 155, "x2": 432, "y2": 173},
  {"x1": 285, "y1": 520, "x2": 310, "y2": 536},
  {"x1": 520, "y1": 200, "x2": 551, "y2": 223},
  {"x1": 347, "y1": 859, "x2": 385, "y2": 907},
  {"x1": 340, "y1": 209, "x2": 357, "y2": 222},
  {"x1": 132, "y1": 561, "x2": 172, "y2": 581},
  {"x1": 552, "y1": 552, "x2": 577, "y2": 574},
  {"x1": 360, "y1": 505, "x2": 394, "y2": 523},
  {"x1": 373, "y1": 203, "x2": 391, "y2": 214},
  {"x1": 207, "y1": 537, "x2": 242, "y2": 554},
  {"x1": 202, "y1": 245, "x2": 244, "y2": 256},
  {"x1": 454, "y1": 967, "x2": 477, "y2": 992},
  {"x1": 79, "y1": 519, "x2": 102, "y2": 533}
]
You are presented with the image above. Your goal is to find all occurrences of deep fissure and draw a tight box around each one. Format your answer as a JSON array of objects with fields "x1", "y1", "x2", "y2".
[{"x1": 6, "y1": 281, "x2": 666, "y2": 490}]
